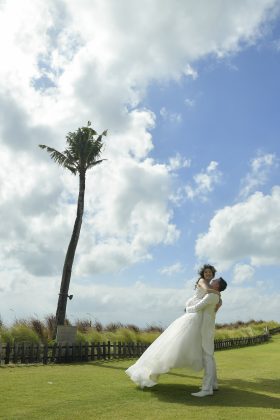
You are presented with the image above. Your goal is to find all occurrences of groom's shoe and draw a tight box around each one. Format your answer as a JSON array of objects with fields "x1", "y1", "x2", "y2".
[{"x1": 191, "y1": 390, "x2": 213, "y2": 397}]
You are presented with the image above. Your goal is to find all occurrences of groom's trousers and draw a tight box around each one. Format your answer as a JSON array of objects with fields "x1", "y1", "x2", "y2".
[{"x1": 201, "y1": 350, "x2": 217, "y2": 392}]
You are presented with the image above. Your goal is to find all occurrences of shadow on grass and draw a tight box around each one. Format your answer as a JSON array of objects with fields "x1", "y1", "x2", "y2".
[
  {"x1": 147, "y1": 382, "x2": 280, "y2": 409},
  {"x1": 83, "y1": 362, "x2": 201, "y2": 381},
  {"x1": 168, "y1": 371, "x2": 199, "y2": 379},
  {"x1": 78, "y1": 360, "x2": 200, "y2": 376},
  {"x1": 90, "y1": 361, "x2": 280, "y2": 409},
  {"x1": 220, "y1": 378, "x2": 280, "y2": 395}
]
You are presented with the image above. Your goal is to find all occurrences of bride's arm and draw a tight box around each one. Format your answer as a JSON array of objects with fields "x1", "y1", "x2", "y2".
[
  {"x1": 187, "y1": 293, "x2": 219, "y2": 313},
  {"x1": 198, "y1": 278, "x2": 220, "y2": 295}
]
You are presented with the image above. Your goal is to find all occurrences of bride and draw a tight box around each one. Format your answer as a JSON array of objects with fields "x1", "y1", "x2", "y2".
[{"x1": 125, "y1": 264, "x2": 221, "y2": 388}]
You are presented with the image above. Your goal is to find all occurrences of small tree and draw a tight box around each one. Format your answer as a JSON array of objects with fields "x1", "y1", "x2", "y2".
[{"x1": 39, "y1": 122, "x2": 107, "y2": 335}]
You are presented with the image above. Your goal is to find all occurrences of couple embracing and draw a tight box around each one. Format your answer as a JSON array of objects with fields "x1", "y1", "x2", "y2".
[{"x1": 126, "y1": 264, "x2": 227, "y2": 397}]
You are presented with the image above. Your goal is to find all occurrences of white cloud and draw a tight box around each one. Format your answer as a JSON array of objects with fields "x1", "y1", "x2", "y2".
[
  {"x1": 71, "y1": 150, "x2": 180, "y2": 276},
  {"x1": 0, "y1": 0, "x2": 279, "y2": 322},
  {"x1": 71, "y1": 281, "x2": 192, "y2": 327},
  {"x1": 159, "y1": 262, "x2": 184, "y2": 276},
  {"x1": 0, "y1": 272, "x2": 195, "y2": 327},
  {"x1": 239, "y1": 153, "x2": 278, "y2": 198},
  {"x1": 0, "y1": 0, "x2": 278, "y2": 136},
  {"x1": 2, "y1": 274, "x2": 279, "y2": 327},
  {"x1": 185, "y1": 161, "x2": 222, "y2": 200},
  {"x1": 218, "y1": 284, "x2": 280, "y2": 324},
  {"x1": 184, "y1": 98, "x2": 195, "y2": 108},
  {"x1": 184, "y1": 64, "x2": 198, "y2": 79},
  {"x1": 0, "y1": 131, "x2": 180, "y2": 277},
  {"x1": 160, "y1": 107, "x2": 182, "y2": 124},
  {"x1": 232, "y1": 263, "x2": 255, "y2": 285},
  {"x1": 0, "y1": 268, "x2": 58, "y2": 325},
  {"x1": 272, "y1": 38, "x2": 280, "y2": 51},
  {"x1": 196, "y1": 186, "x2": 280, "y2": 269},
  {"x1": 167, "y1": 153, "x2": 191, "y2": 171}
]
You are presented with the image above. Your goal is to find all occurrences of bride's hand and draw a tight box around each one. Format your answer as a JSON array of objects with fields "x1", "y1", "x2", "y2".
[{"x1": 208, "y1": 289, "x2": 220, "y2": 295}]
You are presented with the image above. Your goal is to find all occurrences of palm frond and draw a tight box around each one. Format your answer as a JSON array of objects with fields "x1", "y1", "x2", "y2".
[
  {"x1": 86, "y1": 159, "x2": 107, "y2": 170},
  {"x1": 39, "y1": 145, "x2": 68, "y2": 166},
  {"x1": 64, "y1": 150, "x2": 79, "y2": 167},
  {"x1": 39, "y1": 124, "x2": 107, "y2": 175},
  {"x1": 39, "y1": 144, "x2": 78, "y2": 174},
  {"x1": 83, "y1": 141, "x2": 103, "y2": 168},
  {"x1": 96, "y1": 130, "x2": 108, "y2": 143},
  {"x1": 64, "y1": 164, "x2": 78, "y2": 175}
]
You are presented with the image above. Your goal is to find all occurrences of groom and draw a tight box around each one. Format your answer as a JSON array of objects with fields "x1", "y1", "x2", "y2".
[{"x1": 186, "y1": 277, "x2": 227, "y2": 397}]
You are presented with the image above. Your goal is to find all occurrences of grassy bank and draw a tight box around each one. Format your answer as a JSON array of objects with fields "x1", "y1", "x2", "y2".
[
  {"x1": 0, "y1": 335, "x2": 279, "y2": 419},
  {"x1": 0, "y1": 317, "x2": 279, "y2": 345}
]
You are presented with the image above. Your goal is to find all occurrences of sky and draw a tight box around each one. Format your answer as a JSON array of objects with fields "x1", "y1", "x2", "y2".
[{"x1": 0, "y1": 0, "x2": 280, "y2": 328}]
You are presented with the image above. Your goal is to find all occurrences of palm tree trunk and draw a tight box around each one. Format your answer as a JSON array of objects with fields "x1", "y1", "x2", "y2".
[{"x1": 54, "y1": 170, "x2": 86, "y2": 335}]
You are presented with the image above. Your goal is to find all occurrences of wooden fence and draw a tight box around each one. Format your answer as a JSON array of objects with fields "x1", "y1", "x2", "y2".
[
  {"x1": 214, "y1": 333, "x2": 270, "y2": 350},
  {"x1": 0, "y1": 331, "x2": 274, "y2": 365},
  {"x1": 0, "y1": 341, "x2": 149, "y2": 365},
  {"x1": 268, "y1": 326, "x2": 280, "y2": 335}
]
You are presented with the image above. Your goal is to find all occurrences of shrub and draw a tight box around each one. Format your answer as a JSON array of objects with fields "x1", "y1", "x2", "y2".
[
  {"x1": 114, "y1": 327, "x2": 137, "y2": 343},
  {"x1": 76, "y1": 331, "x2": 89, "y2": 343},
  {"x1": 94, "y1": 321, "x2": 103, "y2": 332},
  {"x1": 105, "y1": 322, "x2": 124, "y2": 332},
  {"x1": 11, "y1": 324, "x2": 40, "y2": 344},
  {"x1": 45, "y1": 314, "x2": 56, "y2": 340},
  {"x1": 137, "y1": 331, "x2": 161, "y2": 344},
  {"x1": 84, "y1": 329, "x2": 103, "y2": 343},
  {"x1": 29, "y1": 318, "x2": 48, "y2": 343},
  {"x1": 0, "y1": 317, "x2": 278, "y2": 344},
  {"x1": 144, "y1": 324, "x2": 164, "y2": 333},
  {"x1": 124, "y1": 324, "x2": 140, "y2": 333},
  {"x1": 0, "y1": 327, "x2": 13, "y2": 344},
  {"x1": 76, "y1": 319, "x2": 93, "y2": 333}
]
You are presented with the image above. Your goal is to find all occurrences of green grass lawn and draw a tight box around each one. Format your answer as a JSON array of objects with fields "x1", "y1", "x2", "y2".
[{"x1": 1, "y1": 336, "x2": 279, "y2": 420}]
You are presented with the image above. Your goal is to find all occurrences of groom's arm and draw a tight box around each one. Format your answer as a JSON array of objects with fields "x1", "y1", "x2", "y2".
[{"x1": 186, "y1": 293, "x2": 219, "y2": 313}]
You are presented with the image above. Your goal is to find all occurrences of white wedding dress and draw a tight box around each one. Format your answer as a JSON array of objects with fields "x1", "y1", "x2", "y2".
[{"x1": 125, "y1": 287, "x2": 206, "y2": 388}]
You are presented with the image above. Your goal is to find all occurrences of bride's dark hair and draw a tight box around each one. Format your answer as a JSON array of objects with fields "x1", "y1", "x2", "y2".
[{"x1": 195, "y1": 264, "x2": 217, "y2": 288}]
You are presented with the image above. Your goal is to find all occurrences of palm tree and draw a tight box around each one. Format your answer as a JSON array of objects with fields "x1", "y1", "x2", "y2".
[{"x1": 39, "y1": 122, "x2": 107, "y2": 334}]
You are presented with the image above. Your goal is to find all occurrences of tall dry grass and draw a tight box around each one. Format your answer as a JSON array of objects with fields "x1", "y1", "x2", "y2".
[{"x1": 0, "y1": 317, "x2": 278, "y2": 345}]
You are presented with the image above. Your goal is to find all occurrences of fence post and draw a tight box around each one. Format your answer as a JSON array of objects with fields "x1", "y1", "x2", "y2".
[
  {"x1": 5, "y1": 343, "x2": 10, "y2": 364},
  {"x1": 35, "y1": 344, "x2": 40, "y2": 363},
  {"x1": 97, "y1": 342, "x2": 101, "y2": 360},
  {"x1": 78, "y1": 342, "x2": 82, "y2": 362},
  {"x1": 20, "y1": 343, "x2": 26, "y2": 364},
  {"x1": 113, "y1": 342, "x2": 117, "y2": 359},
  {"x1": 84, "y1": 342, "x2": 89, "y2": 362},
  {"x1": 43, "y1": 344, "x2": 48, "y2": 364},
  {"x1": 90, "y1": 342, "x2": 95, "y2": 361},
  {"x1": 107, "y1": 341, "x2": 111, "y2": 360},
  {"x1": 50, "y1": 343, "x2": 56, "y2": 363},
  {"x1": 102, "y1": 342, "x2": 106, "y2": 360}
]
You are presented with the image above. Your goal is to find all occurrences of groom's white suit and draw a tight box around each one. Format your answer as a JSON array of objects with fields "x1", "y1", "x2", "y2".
[{"x1": 187, "y1": 293, "x2": 220, "y2": 394}]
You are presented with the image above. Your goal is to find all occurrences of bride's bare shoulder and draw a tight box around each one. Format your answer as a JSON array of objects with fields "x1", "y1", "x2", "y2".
[{"x1": 196, "y1": 278, "x2": 205, "y2": 288}]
